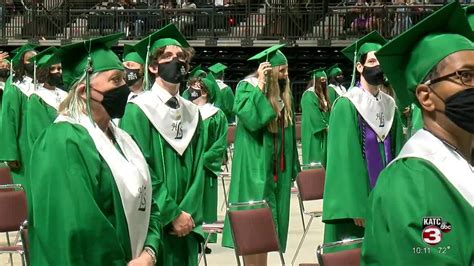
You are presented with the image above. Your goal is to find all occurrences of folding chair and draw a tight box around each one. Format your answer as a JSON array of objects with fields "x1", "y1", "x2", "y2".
[
  {"x1": 198, "y1": 221, "x2": 224, "y2": 266},
  {"x1": 220, "y1": 123, "x2": 236, "y2": 210},
  {"x1": 0, "y1": 184, "x2": 28, "y2": 266},
  {"x1": 0, "y1": 167, "x2": 13, "y2": 185},
  {"x1": 227, "y1": 200, "x2": 285, "y2": 266},
  {"x1": 20, "y1": 221, "x2": 29, "y2": 265},
  {"x1": 295, "y1": 162, "x2": 322, "y2": 230},
  {"x1": 292, "y1": 167, "x2": 325, "y2": 265},
  {"x1": 316, "y1": 238, "x2": 363, "y2": 266}
]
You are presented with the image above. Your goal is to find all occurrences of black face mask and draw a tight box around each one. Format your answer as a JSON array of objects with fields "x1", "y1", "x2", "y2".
[
  {"x1": 47, "y1": 73, "x2": 63, "y2": 87},
  {"x1": 336, "y1": 76, "x2": 344, "y2": 84},
  {"x1": 101, "y1": 84, "x2": 130, "y2": 119},
  {"x1": 278, "y1": 79, "x2": 287, "y2": 91},
  {"x1": 362, "y1": 65, "x2": 385, "y2": 86},
  {"x1": 158, "y1": 58, "x2": 187, "y2": 84},
  {"x1": 24, "y1": 62, "x2": 35, "y2": 77},
  {"x1": 0, "y1": 68, "x2": 10, "y2": 79},
  {"x1": 188, "y1": 87, "x2": 202, "y2": 102},
  {"x1": 124, "y1": 67, "x2": 142, "y2": 86},
  {"x1": 432, "y1": 88, "x2": 474, "y2": 134}
]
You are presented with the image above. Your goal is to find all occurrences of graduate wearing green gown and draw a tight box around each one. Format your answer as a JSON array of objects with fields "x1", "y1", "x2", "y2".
[
  {"x1": 222, "y1": 45, "x2": 300, "y2": 261},
  {"x1": 26, "y1": 47, "x2": 67, "y2": 149},
  {"x1": 182, "y1": 65, "x2": 207, "y2": 100},
  {"x1": 188, "y1": 73, "x2": 228, "y2": 244},
  {"x1": 0, "y1": 44, "x2": 37, "y2": 190},
  {"x1": 0, "y1": 58, "x2": 10, "y2": 136},
  {"x1": 120, "y1": 24, "x2": 206, "y2": 266},
  {"x1": 208, "y1": 63, "x2": 235, "y2": 123},
  {"x1": 29, "y1": 33, "x2": 160, "y2": 266},
  {"x1": 322, "y1": 32, "x2": 405, "y2": 251},
  {"x1": 326, "y1": 64, "x2": 347, "y2": 105},
  {"x1": 362, "y1": 4, "x2": 474, "y2": 264},
  {"x1": 301, "y1": 68, "x2": 330, "y2": 167},
  {"x1": 123, "y1": 43, "x2": 146, "y2": 100}
]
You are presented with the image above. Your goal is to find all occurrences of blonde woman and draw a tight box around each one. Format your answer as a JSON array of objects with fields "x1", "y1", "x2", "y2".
[
  {"x1": 222, "y1": 45, "x2": 300, "y2": 265},
  {"x1": 28, "y1": 34, "x2": 160, "y2": 265}
]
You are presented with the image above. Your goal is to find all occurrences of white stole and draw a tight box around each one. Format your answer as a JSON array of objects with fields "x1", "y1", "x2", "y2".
[
  {"x1": 198, "y1": 103, "x2": 219, "y2": 120},
  {"x1": 33, "y1": 86, "x2": 68, "y2": 110},
  {"x1": 329, "y1": 84, "x2": 347, "y2": 97},
  {"x1": 13, "y1": 76, "x2": 35, "y2": 97},
  {"x1": 130, "y1": 84, "x2": 200, "y2": 156},
  {"x1": 216, "y1": 79, "x2": 228, "y2": 90},
  {"x1": 54, "y1": 114, "x2": 152, "y2": 258},
  {"x1": 343, "y1": 87, "x2": 395, "y2": 141},
  {"x1": 392, "y1": 129, "x2": 474, "y2": 206}
]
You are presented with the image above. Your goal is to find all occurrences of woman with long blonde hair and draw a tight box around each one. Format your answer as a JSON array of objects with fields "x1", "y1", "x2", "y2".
[{"x1": 222, "y1": 45, "x2": 300, "y2": 265}]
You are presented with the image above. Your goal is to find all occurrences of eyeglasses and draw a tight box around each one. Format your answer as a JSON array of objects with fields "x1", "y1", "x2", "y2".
[{"x1": 424, "y1": 69, "x2": 474, "y2": 87}]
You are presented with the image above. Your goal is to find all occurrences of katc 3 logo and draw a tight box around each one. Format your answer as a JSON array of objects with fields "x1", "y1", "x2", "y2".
[{"x1": 422, "y1": 217, "x2": 452, "y2": 246}]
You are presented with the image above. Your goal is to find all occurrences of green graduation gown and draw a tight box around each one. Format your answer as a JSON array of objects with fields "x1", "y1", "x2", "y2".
[
  {"x1": 322, "y1": 87, "x2": 404, "y2": 251},
  {"x1": 120, "y1": 83, "x2": 206, "y2": 266},
  {"x1": 215, "y1": 80, "x2": 235, "y2": 123},
  {"x1": 199, "y1": 104, "x2": 228, "y2": 243},
  {"x1": 0, "y1": 76, "x2": 34, "y2": 189},
  {"x1": 28, "y1": 117, "x2": 161, "y2": 265},
  {"x1": 362, "y1": 129, "x2": 474, "y2": 265},
  {"x1": 221, "y1": 77, "x2": 300, "y2": 252},
  {"x1": 300, "y1": 87, "x2": 330, "y2": 166}
]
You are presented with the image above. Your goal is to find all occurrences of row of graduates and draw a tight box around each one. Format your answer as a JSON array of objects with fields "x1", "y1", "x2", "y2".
[
  {"x1": 0, "y1": 22, "x2": 302, "y2": 265},
  {"x1": 301, "y1": 2, "x2": 474, "y2": 265}
]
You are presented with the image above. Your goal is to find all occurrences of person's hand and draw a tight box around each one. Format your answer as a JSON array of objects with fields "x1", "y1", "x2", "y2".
[
  {"x1": 354, "y1": 218, "x2": 365, "y2": 227},
  {"x1": 257, "y1": 62, "x2": 272, "y2": 91},
  {"x1": 171, "y1": 211, "x2": 194, "y2": 236},
  {"x1": 128, "y1": 250, "x2": 154, "y2": 266},
  {"x1": 0, "y1": 51, "x2": 9, "y2": 62},
  {"x1": 7, "y1": 160, "x2": 21, "y2": 170}
]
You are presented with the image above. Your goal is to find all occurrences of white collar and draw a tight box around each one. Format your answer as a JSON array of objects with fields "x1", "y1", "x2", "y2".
[
  {"x1": 393, "y1": 129, "x2": 474, "y2": 206},
  {"x1": 343, "y1": 86, "x2": 395, "y2": 141},
  {"x1": 198, "y1": 103, "x2": 219, "y2": 120},
  {"x1": 13, "y1": 76, "x2": 35, "y2": 96},
  {"x1": 152, "y1": 82, "x2": 177, "y2": 104}
]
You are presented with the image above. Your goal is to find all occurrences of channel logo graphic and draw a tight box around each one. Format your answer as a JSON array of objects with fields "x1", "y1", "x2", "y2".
[{"x1": 422, "y1": 217, "x2": 452, "y2": 246}]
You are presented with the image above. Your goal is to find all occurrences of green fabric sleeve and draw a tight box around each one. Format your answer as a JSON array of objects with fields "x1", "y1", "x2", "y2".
[
  {"x1": 120, "y1": 104, "x2": 182, "y2": 226},
  {"x1": 26, "y1": 95, "x2": 56, "y2": 149},
  {"x1": 219, "y1": 86, "x2": 235, "y2": 121},
  {"x1": 0, "y1": 83, "x2": 22, "y2": 161},
  {"x1": 233, "y1": 81, "x2": 277, "y2": 132},
  {"x1": 301, "y1": 91, "x2": 328, "y2": 134},
  {"x1": 323, "y1": 97, "x2": 370, "y2": 222},
  {"x1": 203, "y1": 110, "x2": 228, "y2": 177},
  {"x1": 144, "y1": 195, "x2": 161, "y2": 254}
]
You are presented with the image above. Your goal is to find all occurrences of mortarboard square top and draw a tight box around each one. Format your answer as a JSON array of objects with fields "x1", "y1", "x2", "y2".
[
  {"x1": 308, "y1": 68, "x2": 327, "y2": 79},
  {"x1": 123, "y1": 44, "x2": 145, "y2": 65},
  {"x1": 59, "y1": 32, "x2": 124, "y2": 89},
  {"x1": 326, "y1": 64, "x2": 343, "y2": 78},
  {"x1": 30, "y1": 46, "x2": 61, "y2": 69},
  {"x1": 208, "y1": 63, "x2": 227, "y2": 75},
  {"x1": 11, "y1": 43, "x2": 38, "y2": 68},
  {"x1": 341, "y1": 31, "x2": 386, "y2": 63},
  {"x1": 189, "y1": 65, "x2": 207, "y2": 79},
  {"x1": 248, "y1": 44, "x2": 287, "y2": 67},
  {"x1": 376, "y1": 1, "x2": 474, "y2": 109}
]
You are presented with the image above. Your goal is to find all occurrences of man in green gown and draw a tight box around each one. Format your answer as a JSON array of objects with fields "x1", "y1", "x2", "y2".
[
  {"x1": 120, "y1": 24, "x2": 206, "y2": 266},
  {"x1": 208, "y1": 62, "x2": 235, "y2": 123},
  {"x1": 222, "y1": 45, "x2": 300, "y2": 263},
  {"x1": 0, "y1": 43, "x2": 37, "y2": 190},
  {"x1": 0, "y1": 58, "x2": 10, "y2": 135},
  {"x1": 122, "y1": 43, "x2": 146, "y2": 100},
  {"x1": 301, "y1": 68, "x2": 330, "y2": 167},
  {"x1": 188, "y1": 73, "x2": 228, "y2": 247},
  {"x1": 29, "y1": 33, "x2": 160, "y2": 265},
  {"x1": 322, "y1": 31, "x2": 405, "y2": 250},
  {"x1": 326, "y1": 64, "x2": 347, "y2": 104},
  {"x1": 362, "y1": 3, "x2": 474, "y2": 264}
]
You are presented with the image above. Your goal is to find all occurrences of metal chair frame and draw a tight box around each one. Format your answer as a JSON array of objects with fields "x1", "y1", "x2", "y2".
[{"x1": 316, "y1": 238, "x2": 364, "y2": 266}]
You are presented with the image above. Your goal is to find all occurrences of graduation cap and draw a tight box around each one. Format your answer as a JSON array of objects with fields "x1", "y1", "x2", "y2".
[
  {"x1": 30, "y1": 46, "x2": 60, "y2": 69},
  {"x1": 465, "y1": 5, "x2": 474, "y2": 30},
  {"x1": 134, "y1": 23, "x2": 190, "y2": 91},
  {"x1": 201, "y1": 72, "x2": 220, "y2": 104},
  {"x1": 59, "y1": 32, "x2": 124, "y2": 90},
  {"x1": 248, "y1": 44, "x2": 287, "y2": 67},
  {"x1": 341, "y1": 31, "x2": 386, "y2": 63},
  {"x1": 189, "y1": 65, "x2": 206, "y2": 79},
  {"x1": 376, "y1": 1, "x2": 474, "y2": 109},
  {"x1": 326, "y1": 64, "x2": 343, "y2": 78},
  {"x1": 11, "y1": 43, "x2": 38, "y2": 69},
  {"x1": 308, "y1": 68, "x2": 327, "y2": 79},
  {"x1": 123, "y1": 44, "x2": 145, "y2": 65},
  {"x1": 208, "y1": 63, "x2": 227, "y2": 75}
]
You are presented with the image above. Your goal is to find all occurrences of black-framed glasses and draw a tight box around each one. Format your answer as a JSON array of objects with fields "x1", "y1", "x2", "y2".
[{"x1": 424, "y1": 69, "x2": 474, "y2": 87}]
